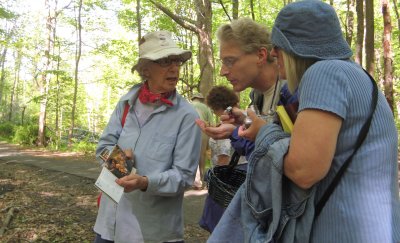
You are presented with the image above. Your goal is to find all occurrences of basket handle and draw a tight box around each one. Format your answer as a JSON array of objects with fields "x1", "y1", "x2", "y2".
[{"x1": 228, "y1": 151, "x2": 241, "y2": 169}]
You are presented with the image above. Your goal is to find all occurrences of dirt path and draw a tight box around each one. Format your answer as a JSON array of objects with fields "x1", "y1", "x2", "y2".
[{"x1": 0, "y1": 142, "x2": 210, "y2": 242}]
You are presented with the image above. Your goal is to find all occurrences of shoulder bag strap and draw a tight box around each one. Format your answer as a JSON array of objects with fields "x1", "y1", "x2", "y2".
[
  {"x1": 315, "y1": 69, "x2": 379, "y2": 218},
  {"x1": 121, "y1": 101, "x2": 130, "y2": 128},
  {"x1": 98, "y1": 101, "x2": 130, "y2": 207}
]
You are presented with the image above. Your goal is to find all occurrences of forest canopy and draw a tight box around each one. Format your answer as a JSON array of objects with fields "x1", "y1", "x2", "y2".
[{"x1": 0, "y1": 0, "x2": 399, "y2": 150}]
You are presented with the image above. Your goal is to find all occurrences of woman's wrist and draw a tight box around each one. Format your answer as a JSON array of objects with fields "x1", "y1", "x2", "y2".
[{"x1": 140, "y1": 176, "x2": 148, "y2": 191}]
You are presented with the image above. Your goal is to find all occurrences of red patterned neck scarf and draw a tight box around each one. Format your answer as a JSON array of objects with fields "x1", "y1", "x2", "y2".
[{"x1": 138, "y1": 82, "x2": 174, "y2": 106}]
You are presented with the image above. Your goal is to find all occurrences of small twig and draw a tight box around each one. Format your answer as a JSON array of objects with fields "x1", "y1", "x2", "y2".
[
  {"x1": 0, "y1": 207, "x2": 19, "y2": 236},
  {"x1": 0, "y1": 206, "x2": 11, "y2": 213}
]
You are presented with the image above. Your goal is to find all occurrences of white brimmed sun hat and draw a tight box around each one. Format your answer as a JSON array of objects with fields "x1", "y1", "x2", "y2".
[{"x1": 132, "y1": 30, "x2": 192, "y2": 72}]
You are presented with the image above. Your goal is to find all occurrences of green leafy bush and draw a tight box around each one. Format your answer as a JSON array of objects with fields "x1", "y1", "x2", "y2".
[
  {"x1": 13, "y1": 125, "x2": 39, "y2": 145},
  {"x1": 0, "y1": 122, "x2": 15, "y2": 139},
  {"x1": 72, "y1": 141, "x2": 97, "y2": 155}
]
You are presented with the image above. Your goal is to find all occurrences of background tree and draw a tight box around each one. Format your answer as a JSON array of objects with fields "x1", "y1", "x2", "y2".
[
  {"x1": 345, "y1": 0, "x2": 355, "y2": 46},
  {"x1": 393, "y1": 0, "x2": 400, "y2": 45},
  {"x1": 365, "y1": 0, "x2": 375, "y2": 75},
  {"x1": 37, "y1": 0, "x2": 57, "y2": 146},
  {"x1": 0, "y1": 0, "x2": 399, "y2": 152},
  {"x1": 382, "y1": 0, "x2": 394, "y2": 112},
  {"x1": 148, "y1": 0, "x2": 214, "y2": 97},
  {"x1": 68, "y1": 0, "x2": 83, "y2": 147}
]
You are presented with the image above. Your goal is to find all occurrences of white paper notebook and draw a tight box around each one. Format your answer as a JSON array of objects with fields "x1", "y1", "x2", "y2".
[{"x1": 95, "y1": 167, "x2": 124, "y2": 203}]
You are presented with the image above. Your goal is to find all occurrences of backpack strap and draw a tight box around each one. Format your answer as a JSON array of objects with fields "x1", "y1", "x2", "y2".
[
  {"x1": 121, "y1": 101, "x2": 130, "y2": 128},
  {"x1": 97, "y1": 100, "x2": 130, "y2": 208}
]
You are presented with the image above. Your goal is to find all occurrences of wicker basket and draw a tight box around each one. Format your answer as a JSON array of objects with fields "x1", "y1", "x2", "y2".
[{"x1": 206, "y1": 152, "x2": 246, "y2": 208}]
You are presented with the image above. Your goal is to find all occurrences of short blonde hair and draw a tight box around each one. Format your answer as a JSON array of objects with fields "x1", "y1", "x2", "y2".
[
  {"x1": 282, "y1": 51, "x2": 317, "y2": 93},
  {"x1": 217, "y1": 18, "x2": 274, "y2": 62}
]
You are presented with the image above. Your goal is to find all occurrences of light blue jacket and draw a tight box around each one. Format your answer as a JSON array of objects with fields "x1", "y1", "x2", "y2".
[
  {"x1": 93, "y1": 83, "x2": 202, "y2": 243},
  {"x1": 208, "y1": 123, "x2": 315, "y2": 243}
]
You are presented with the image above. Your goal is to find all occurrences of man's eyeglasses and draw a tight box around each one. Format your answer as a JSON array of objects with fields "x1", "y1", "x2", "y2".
[
  {"x1": 154, "y1": 57, "x2": 185, "y2": 67},
  {"x1": 218, "y1": 54, "x2": 245, "y2": 69}
]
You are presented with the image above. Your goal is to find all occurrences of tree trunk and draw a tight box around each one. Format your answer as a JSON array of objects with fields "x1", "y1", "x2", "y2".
[
  {"x1": 249, "y1": 0, "x2": 255, "y2": 20},
  {"x1": 55, "y1": 42, "x2": 61, "y2": 149},
  {"x1": 232, "y1": 0, "x2": 239, "y2": 20},
  {"x1": 392, "y1": 0, "x2": 400, "y2": 45},
  {"x1": 355, "y1": 0, "x2": 364, "y2": 65},
  {"x1": 381, "y1": 0, "x2": 394, "y2": 113},
  {"x1": 345, "y1": 0, "x2": 355, "y2": 46},
  {"x1": 365, "y1": 0, "x2": 375, "y2": 75},
  {"x1": 149, "y1": 0, "x2": 215, "y2": 97},
  {"x1": 9, "y1": 50, "x2": 21, "y2": 121},
  {"x1": 68, "y1": 0, "x2": 83, "y2": 147},
  {"x1": 136, "y1": 0, "x2": 142, "y2": 43},
  {"x1": 0, "y1": 47, "x2": 7, "y2": 106},
  {"x1": 195, "y1": 0, "x2": 214, "y2": 96},
  {"x1": 38, "y1": 0, "x2": 55, "y2": 147}
]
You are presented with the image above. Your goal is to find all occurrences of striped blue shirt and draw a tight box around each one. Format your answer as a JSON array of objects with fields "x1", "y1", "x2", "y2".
[{"x1": 298, "y1": 60, "x2": 400, "y2": 242}]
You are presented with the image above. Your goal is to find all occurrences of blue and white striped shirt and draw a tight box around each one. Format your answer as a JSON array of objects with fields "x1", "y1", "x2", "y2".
[{"x1": 298, "y1": 60, "x2": 400, "y2": 242}]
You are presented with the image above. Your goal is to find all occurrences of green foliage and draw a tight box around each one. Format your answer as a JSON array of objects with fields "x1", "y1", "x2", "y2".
[
  {"x1": 0, "y1": 122, "x2": 15, "y2": 139},
  {"x1": 0, "y1": 5, "x2": 16, "y2": 20},
  {"x1": 117, "y1": 8, "x2": 138, "y2": 32},
  {"x1": 12, "y1": 124, "x2": 39, "y2": 145},
  {"x1": 71, "y1": 140, "x2": 97, "y2": 155},
  {"x1": 97, "y1": 39, "x2": 137, "y2": 66},
  {"x1": 1, "y1": 0, "x2": 399, "y2": 153}
]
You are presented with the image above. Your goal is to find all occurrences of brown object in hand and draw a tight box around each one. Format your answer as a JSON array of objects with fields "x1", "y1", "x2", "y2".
[{"x1": 99, "y1": 145, "x2": 134, "y2": 178}]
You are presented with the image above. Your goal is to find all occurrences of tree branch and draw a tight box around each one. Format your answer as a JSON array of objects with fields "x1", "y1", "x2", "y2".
[
  {"x1": 0, "y1": 207, "x2": 18, "y2": 237},
  {"x1": 219, "y1": 0, "x2": 232, "y2": 21},
  {"x1": 148, "y1": 0, "x2": 198, "y2": 33}
]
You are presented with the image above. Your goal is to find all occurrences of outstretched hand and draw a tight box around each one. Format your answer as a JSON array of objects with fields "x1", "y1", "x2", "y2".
[
  {"x1": 116, "y1": 174, "x2": 148, "y2": 192},
  {"x1": 237, "y1": 109, "x2": 267, "y2": 141},
  {"x1": 195, "y1": 119, "x2": 236, "y2": 140}
]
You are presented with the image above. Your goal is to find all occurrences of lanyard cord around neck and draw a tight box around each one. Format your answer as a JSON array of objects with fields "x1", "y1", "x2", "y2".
[{"x1": 269, "y1": 76, "x2": 280, "y2": 112}]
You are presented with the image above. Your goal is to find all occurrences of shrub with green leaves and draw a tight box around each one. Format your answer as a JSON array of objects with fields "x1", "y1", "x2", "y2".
[
  {"x1": 13, "y1": 125, "x2": 39, "y2": 145},
  {"x1": 0, "y1": 122, "x2": 15, "y2": 139},
  {"x1": 72, "y1": 141, "x2": 97, "y2": 155}
]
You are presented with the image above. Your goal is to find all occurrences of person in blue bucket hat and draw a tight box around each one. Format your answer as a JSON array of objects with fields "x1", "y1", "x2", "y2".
[
  {"x1": 235, "y1": 0, "x2": 400, "y2": 242},
  {"x1": 208, "y1": 1, "x2": 400, "y2": 242}
]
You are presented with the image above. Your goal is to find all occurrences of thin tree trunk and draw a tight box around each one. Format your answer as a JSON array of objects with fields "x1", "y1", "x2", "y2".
[
  {"x1": 365, "y1": 0, "x2": 375, "y2": 75},
  {"x1": 136, "y1": 0, "x2": 141, "y2": 42},
  {"x1": 382, "y1": 0, "x2": 394, "y2": 112},
  {"x1": 232, "y1": 0, "x2": 238, "y2": 20},
  {"x1": 345, "y1": 0, "x2": 355, "y2": 46},
  {"x1": 68, "y1": 0, "x2": 83, "y2": 147},
  {"x1": 355, "y1": 0, "x2": 364, "y2": 65},
  {"x1": 0, "y1": 47, "x2": 7, "y2": 106},
  {"x1": 249, "y1": 0, "x2": 255, "y2": 20},
  {"x1": 392, "y1": 0, "x2": 400, "y2": 45},
  {"x1": 55, "y1": 41, "x2": 61, "y2": 149},
  {"x1": 38, "y1": 0, "x2": 55, "y2": 146},
  {"x1": 9, "y1": 50, "x2": 21, "y2": 121}
]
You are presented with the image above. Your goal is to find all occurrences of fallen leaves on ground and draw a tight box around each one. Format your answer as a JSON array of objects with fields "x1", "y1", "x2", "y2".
[{"x1": 0, "y1": 162, "x2": 209, "y2": 243}]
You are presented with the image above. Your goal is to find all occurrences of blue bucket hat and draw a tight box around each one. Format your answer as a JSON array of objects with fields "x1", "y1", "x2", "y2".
[{"x1": 271, "y1": 0, "x2": 352, "y2": 60}]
